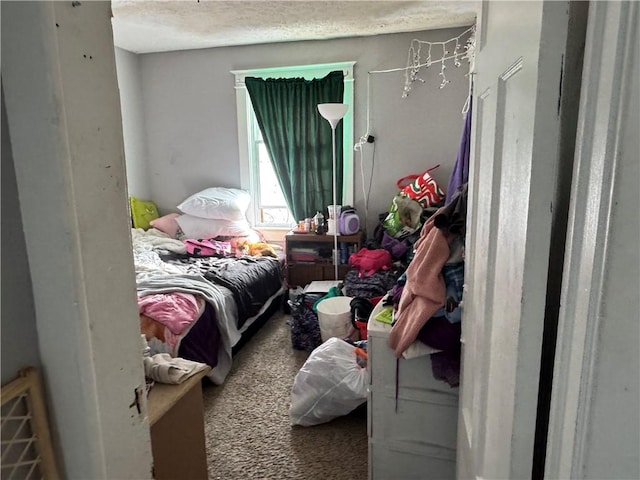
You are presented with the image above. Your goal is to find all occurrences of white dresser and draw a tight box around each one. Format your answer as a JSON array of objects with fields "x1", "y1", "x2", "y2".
[{"x1": 367, "y1": 306, "x2": 459, "y2": 480}]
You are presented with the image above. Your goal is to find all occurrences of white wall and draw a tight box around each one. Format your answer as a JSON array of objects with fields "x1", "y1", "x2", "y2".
[
  {"x1": 115, "y1": 47, "x2": 151, "y2": 200},
  {"x1": 131, "y1": 28, "x2": 471, "y2": 230},
  {"x1": 1, "y1": 86, "x2": 41, "y2": 385}
]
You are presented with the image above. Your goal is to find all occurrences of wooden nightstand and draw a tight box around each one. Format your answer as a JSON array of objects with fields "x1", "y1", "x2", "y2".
[
  {"x1": 147, "y1": 368, "x2": 211, "y2": 480},
  {"x1": 284, "y1": 230, "x2": 364, "y2": 287}
]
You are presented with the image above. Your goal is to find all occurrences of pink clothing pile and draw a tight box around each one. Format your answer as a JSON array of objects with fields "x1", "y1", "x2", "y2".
[
  {"x1": 388, "y1": 219, "x2": 450, "y2": 357},
  {"x1": 138, "y1": 292, "x2": 201, "y2": 352}
]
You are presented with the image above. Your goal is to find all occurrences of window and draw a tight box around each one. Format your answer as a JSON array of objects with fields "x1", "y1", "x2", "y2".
[
  {"x1": 248, "y1": 107, "x2": 295, "y2": 226},
  {"x1": 232, "y1": 62, "x2": 355, "y2": 228}
]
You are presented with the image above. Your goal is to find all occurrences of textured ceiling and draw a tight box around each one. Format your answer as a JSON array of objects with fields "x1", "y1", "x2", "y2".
[{"x1": 111, "y1": 1, "x2": 478, "y2": 54}]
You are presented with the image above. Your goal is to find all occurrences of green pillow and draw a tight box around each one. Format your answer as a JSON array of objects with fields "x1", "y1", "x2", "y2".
[{"x1": 130, "y1": 196, "x2": 159, "y2": 230}]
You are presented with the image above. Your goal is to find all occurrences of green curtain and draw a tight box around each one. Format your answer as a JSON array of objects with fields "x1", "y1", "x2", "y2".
[{"x1": 245, "y1": 71, "x2": 344, "y2": 221}]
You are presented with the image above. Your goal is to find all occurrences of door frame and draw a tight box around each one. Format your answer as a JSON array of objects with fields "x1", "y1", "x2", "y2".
[
  {"x1": 544, "y1": 2, "x2": 639, "y2": 478},
  {"x1": 1, "y1": 2, "x2": 153, "y2": 477}
]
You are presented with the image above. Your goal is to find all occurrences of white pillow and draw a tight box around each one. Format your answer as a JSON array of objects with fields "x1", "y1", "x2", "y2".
[
  {"x1": 177, "y1": 187, "x2": 250, "y2": 221},
  {"x1": 176, "y1": 214, "x2": 253, "y2": 239}
]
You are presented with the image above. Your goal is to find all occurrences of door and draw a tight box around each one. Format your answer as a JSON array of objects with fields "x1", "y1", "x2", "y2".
[
  {"x1": 457, "y1": 2, "x2": 570, "y2": 478},
  {"x1": 1, "y1": 2, "x2": 153, "y2": 477}
]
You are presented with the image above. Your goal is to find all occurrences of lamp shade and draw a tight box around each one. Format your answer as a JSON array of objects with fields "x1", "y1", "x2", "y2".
[{"x1": 318, "y1": 103, "x2": 349, "y2": 129}]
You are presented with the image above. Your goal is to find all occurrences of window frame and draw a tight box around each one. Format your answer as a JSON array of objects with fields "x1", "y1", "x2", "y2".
[
  {"x1": 232, "y1": 62, "x2": 355, "y2": 228},
  {"x1": 249, "y1": 117, "x2": 293, "y2": 226}
]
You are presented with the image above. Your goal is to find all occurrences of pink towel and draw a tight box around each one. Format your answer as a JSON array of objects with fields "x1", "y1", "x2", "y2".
[{"x1": 388, "y1": 220, "x2": 449, "y2": 357}]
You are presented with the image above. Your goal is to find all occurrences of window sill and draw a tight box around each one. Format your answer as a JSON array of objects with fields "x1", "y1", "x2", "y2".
[{"x1": 254, "y1": 226, "x2": 292, "y2": 245}]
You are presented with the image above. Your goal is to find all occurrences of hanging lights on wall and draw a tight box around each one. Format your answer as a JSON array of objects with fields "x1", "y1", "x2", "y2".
[{"x1": 402, "y1": 25, "x2": 476, "y2": 97}]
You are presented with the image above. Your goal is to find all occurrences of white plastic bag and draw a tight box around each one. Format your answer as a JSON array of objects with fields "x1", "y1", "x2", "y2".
[{"x1": 290, "y1": 337, "x2": 368, "y2": 426}]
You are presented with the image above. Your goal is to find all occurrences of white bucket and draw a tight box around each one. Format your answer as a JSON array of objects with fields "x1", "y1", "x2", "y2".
[{"x1": 316, "y1": 296, "x2": 353, "y2": 342}]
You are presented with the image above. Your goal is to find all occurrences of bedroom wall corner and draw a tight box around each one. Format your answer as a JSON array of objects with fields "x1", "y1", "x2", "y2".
[{"x1": 115, "y1": 47, "x2": 152, "y2": 202}]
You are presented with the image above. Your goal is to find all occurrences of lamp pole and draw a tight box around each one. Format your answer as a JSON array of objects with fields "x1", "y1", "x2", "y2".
[
  {"x1": 317, "y1": 103, "x2": 349, "y2": 281},
  {"x1": 330, "y1": 124, "x2": 338, "y2": 280}
]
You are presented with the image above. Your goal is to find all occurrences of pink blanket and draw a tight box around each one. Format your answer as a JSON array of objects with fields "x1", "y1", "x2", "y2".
[
  {"x1": 138, "y1": 292, "x2": 200, "y2": 336},
  {"x1": 388, "y1": 219, "x2": 450, "y2": 357}
]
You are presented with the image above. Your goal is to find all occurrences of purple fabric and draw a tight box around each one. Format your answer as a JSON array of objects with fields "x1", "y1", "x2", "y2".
[
  {"x1": 416, "y1": 316, "x2": 461, "y2": 352},
  {"x1": 178, "y1": 302, "x2": 220, "y2": 369},
  {"x1": 417, "y1": 316, "x2": 462, "y2": 388},
  {"x1": 430, "y1": 349, "x2": 461, "y2": 388},
  {"x1": 381, "y1": 231, "x2": 409, "y2": 259},
  {"x1": 445, "y1": 98, "x2": 472, "y2": 205}
]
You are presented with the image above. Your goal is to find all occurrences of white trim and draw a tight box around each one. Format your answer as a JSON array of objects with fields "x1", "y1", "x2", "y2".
[
  {"x1": 235, "y1": 84, "x2": 252, "y2": 204},
  {"x1": 544, "y1": 2, "x2": 637, "y2": 478},
  {"x1": 231, "y1": 61, "x2": 355, "y2": 86},
  {"x1": 232, "y1": 62, "x2": 355, "y2": 226}
]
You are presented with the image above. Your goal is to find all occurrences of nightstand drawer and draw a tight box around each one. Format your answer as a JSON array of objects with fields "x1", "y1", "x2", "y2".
[
  {"x1": 286, "y1": 264, "x2": 323, "y2": 287},
  {"x1": 285, "y1": 231, "x2": 363, "y2": 287}
]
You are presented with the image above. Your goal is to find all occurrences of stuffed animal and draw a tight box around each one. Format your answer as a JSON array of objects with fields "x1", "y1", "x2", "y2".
[{"x1": 234, "y1": 239, "x2": 278, "y2": 258}]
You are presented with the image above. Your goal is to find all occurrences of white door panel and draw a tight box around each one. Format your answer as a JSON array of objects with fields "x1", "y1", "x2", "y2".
[
  {"x1": 459, "y1": 85, "x2": 499, "y2": 468},
  {"x1": 458, "y1": 2, "x2": 569, "y2": 478}
]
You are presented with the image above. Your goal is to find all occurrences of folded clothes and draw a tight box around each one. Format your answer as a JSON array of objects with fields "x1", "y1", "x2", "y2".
[{"x1": 143, "y1": 353, "x2": 208, "y2": 384}]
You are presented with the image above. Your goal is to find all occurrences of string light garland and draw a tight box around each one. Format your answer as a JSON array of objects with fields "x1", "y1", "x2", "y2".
[
  {"x1": 353, "y1": 25, "x2": 476, "y2": 234},
  {"x1": 356, "y1": 24, "x2": 476, "y2": 151},
  {"x1": 402, "y1": 25, "x2": 475, "y2": 97}
]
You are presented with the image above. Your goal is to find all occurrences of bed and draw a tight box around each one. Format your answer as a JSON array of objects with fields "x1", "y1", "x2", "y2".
[{"x1": 132, "y1": 227, "x2": 285, "y2": 384}]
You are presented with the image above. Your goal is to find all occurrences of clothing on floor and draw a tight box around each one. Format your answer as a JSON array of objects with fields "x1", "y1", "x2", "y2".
[{"x1": 343, "y1": 269, "x2": 399, "y2": 299}]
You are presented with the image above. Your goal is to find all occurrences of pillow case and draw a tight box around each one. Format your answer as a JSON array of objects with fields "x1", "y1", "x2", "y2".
[
  {"x1": 130, "y1": 197, "x2": 159, "y2": 230},
  {"x1": 149, "y1": 213, "x2": 181, "y2": 238},
  {"x1": 177, "y1": 187, "x2": 250, "y2": 221},
  {"x1": 176, "y1": 214, "x2": 253, "y2": 239}
]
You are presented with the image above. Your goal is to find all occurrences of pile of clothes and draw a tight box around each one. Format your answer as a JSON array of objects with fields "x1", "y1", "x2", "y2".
[{"x1": 388, "y1": 183, "x2": 468, "y2": 387}]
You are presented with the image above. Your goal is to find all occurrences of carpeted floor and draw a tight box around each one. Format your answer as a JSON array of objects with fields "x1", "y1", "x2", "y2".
[{"x1": 202, "y1": 310, "x2": 368, "y2": 480}]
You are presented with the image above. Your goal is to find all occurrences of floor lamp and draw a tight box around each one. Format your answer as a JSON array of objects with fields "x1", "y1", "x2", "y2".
[{"x1": 317, "y1": 103, "x2": 349, "y2": 281}]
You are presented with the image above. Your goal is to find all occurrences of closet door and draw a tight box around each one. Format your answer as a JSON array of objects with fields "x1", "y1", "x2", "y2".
[{"x1": 457, "y1": 2, "x2": 570, "y2": 479}]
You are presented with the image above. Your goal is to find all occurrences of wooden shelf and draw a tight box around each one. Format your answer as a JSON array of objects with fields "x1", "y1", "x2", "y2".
[
  {"x1": 146, "y1": 369, "x2": 210, "y2": 480},
  {"x1": 285, "y1": 230, "x2": 364, "y2": 287},
  {"x1": 285, "y1": 231, "x2": 364, "y2": 243},
  {"x1": 147, "y1": 369, "x2": 209, "y2": 426}
]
